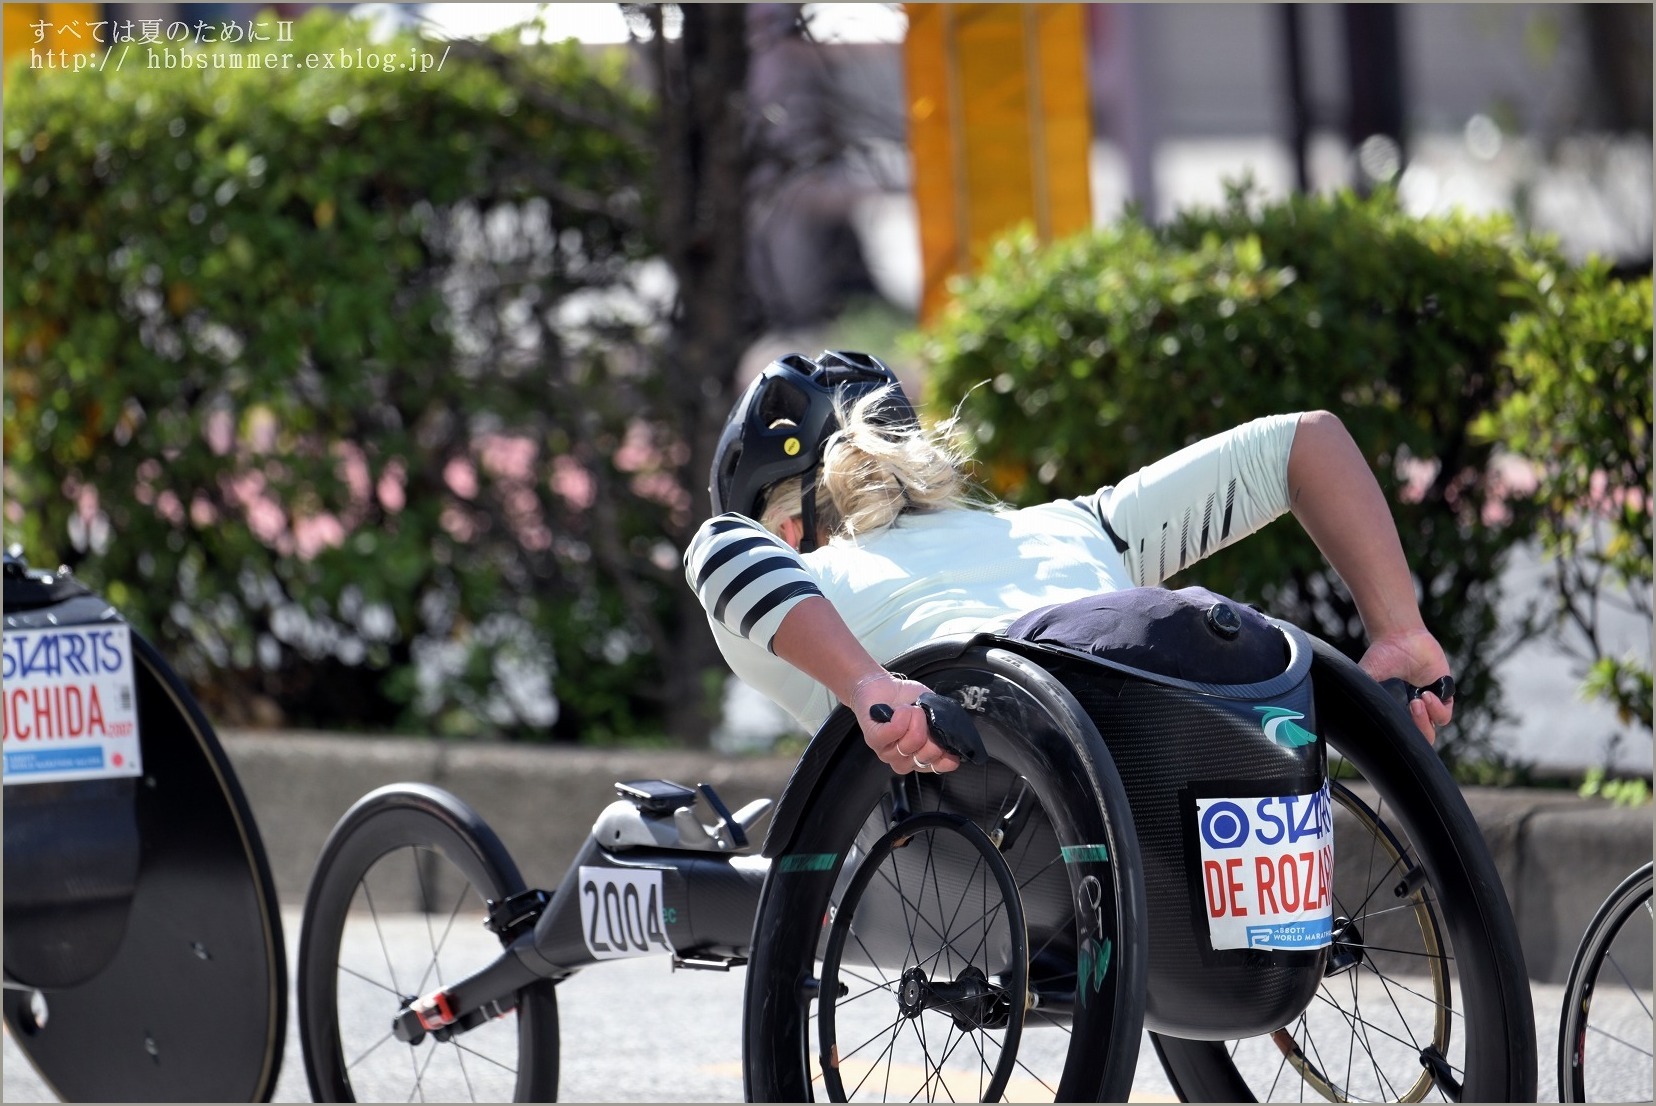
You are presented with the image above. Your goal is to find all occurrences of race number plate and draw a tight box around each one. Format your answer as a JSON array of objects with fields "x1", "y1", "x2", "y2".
[
  {"x1": 577, "y1": 866, "x2": 675, "y2": 960},
  {"x1": 2, "y1": 623, "x2": 143, "y2": 785},
  {"x1": 1195, "y1": 782, "x2": 1334, "y2": 951}
]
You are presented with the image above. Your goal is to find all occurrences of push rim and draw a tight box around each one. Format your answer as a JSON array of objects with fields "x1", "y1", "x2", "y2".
[{"x1": 743, "y1": 648, "x2": 1147, "y2": 1103}]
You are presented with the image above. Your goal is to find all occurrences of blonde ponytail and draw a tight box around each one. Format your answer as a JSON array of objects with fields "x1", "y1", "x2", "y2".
[{"x1": 759, "y1": 385, "x2": 980, "y2": 542}]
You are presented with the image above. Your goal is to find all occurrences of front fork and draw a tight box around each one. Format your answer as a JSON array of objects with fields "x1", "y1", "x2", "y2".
[{"x1": 391, "y1": 783, "x2": 772, "y2": 1045}]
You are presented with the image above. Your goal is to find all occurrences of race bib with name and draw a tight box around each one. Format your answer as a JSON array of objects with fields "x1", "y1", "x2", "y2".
[
  {"x1": 1195, "y1": 782, "x2": 1334, "y2": 951},
  {"x1": 3, "y1": 623, "x2": 143, "y2": 785}
]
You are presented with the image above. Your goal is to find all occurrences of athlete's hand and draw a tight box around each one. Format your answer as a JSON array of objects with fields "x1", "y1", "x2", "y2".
[
  {"x1": 1359, "y1": 628, "x2": 1454, "y2": 745},
  {"x1": 851, "y1": 673, "x2": 962, "y2": 775}
]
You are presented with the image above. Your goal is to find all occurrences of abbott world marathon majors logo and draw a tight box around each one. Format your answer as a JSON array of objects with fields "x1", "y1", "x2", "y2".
[
  {"x1": 1195, "y1": 783, "x2": 1334, "y2": 951},
  {"x1": 1254, "y1": 705, "x2": 1318, "y2": 749},
  {"x1": 2, "y1": 624, "x2": 143, "y2": 785}
]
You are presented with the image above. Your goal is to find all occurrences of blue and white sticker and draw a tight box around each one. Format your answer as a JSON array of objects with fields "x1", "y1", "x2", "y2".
[
  {"x1": 1195, "y1": 782, "x2": 1334, "y2": 951},
  {"x1": 577, "y1": 866, "x2": 676, "y2": 960},
  {"x1": 3, "y1": 624, "x2": 142, "y2": 785}
]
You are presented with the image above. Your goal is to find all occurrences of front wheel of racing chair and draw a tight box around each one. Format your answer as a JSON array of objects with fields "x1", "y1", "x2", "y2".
[{"x1": 742, "y1": 640, "x2": 1150, "y2": 1103}]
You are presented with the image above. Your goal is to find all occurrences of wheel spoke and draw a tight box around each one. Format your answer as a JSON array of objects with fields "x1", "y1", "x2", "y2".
[
  {"x1": 839, "y1": 1007, "x2": 909, "y2": 1069},
  {"x1": 1351, "y1": 964, "x2": 1461, "y2": 1025},
  {"x1": 843, "y1": 1017, "x2": 906, "y2": 1100},
  {"x1": 1361, "y1": 959, "x2": 1449, "y2": 1059},
  {"x1": 338, "y1": 961, "x2": 404, "y2": 998},
  {"x1": 451, "y1": 1036, "x2": 522, "y2": 1074},
  {"x1": 1307, "y1": 981, "x2": 1450, "y2": 1058},
  {"x1": 1603, "y1": 951, "x2": 1654, "y2": 1021},
  {"x1": 344, "y1": 1029, "x2": 400, "y2": 1073},
  {"x1": 362, "y1": 880, "x2": 404, "y2": 999}
]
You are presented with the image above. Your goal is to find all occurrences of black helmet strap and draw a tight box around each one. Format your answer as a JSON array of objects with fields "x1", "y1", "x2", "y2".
[{"x1": 797, "y1": 469, "x2": 820, "y2": 554}]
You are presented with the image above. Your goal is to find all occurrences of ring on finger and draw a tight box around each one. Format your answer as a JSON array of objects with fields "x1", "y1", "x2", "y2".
[{"x1": 912, "y1": 755, "x2": 933, "y2": 770}]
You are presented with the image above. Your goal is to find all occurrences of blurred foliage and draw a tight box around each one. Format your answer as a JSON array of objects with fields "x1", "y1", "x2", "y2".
[
  {"x1": 916, "y1": 183, "x2": 1615, "y2": 763},
  {"x1": 1476, "y1": 259, "x2": 1653, "y2": 732},
  {"x1": 1578, "y1": 766, "x2": 1653, "y2": 807},
  {"x1": 3, "y1": 9, "x2": 690, "y2": 741}
]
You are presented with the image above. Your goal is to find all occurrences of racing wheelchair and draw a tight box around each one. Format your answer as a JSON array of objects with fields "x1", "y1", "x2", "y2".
[
  {"x1": 2, "y1": 551, "x2": 287, "y2": 1102},
  {"x1": 296, "y1": 596, "x2": 1537, "y2": 1103}
]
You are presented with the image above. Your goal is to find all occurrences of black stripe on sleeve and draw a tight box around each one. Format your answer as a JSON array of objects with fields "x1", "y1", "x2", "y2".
[
  {"x1": 741, "y1": 579, "x2": 822, "y2": 640},
  {"x1": 711, "y1": 555, "x2": 810, "y2": 625},
  {"x1": 1099, "y1": 514, "x2": 1129, "y2": 555},
  {"x1": 1220, "y1": 478, "x2": 1237, "y2": 540},
  {"x1": 1086, "y1": 490, "x2": 1131, "y2": 554},
  {"x1": 709, "y1": 514, "x2": 759, "y2": 534},
  {"x1": 694, "y1": 534, "x2": 773, "y2": 590}
]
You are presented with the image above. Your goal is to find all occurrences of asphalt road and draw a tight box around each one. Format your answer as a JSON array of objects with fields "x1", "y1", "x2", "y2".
[{"x1": 5, "y1": 909, "x2": 1648, "y2": 1103}]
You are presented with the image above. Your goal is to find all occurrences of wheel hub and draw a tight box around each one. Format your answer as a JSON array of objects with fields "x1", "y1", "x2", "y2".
[
  {"x1": 895, "y1": 963, "x2": 1011, "y2": 1031},
  {"x1": 1325, "y1": 915, "x2": 1364, "y2": 976},
  {"x1": 897, "y1": 966, "x2": 930, "y2": 1018}
]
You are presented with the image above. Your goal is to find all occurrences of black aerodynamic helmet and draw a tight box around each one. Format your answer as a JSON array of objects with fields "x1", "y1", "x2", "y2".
[{"x1": 709, "y1": 350, "x2": 916, "y2": 527}]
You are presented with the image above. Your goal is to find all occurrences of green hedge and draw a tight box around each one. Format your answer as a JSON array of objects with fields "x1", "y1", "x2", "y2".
[
  {"x1": 918, "y1": 185, "x2": 1614, "y2": 759},
  {"x1": 4, "y1": 11, "x2": 673, "y2": 740},
  {"x1": 1478, "y1": 257, "x2": 1653, "y2": 731}
]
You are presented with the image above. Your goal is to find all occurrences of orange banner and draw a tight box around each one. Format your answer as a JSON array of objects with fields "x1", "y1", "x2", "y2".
[
  {"x1": 905, "y1": 4, "x2": 1093, "y2": 322},
  {"x1": 5, "y1": 3, "x2": 102, "y2": 75}
]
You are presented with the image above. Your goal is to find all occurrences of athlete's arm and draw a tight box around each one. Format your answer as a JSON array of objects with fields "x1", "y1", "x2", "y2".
[
  {"x1": 684, "y1": 514, "x2": 958, "y2": 773},
  {"x1": 1286, "y1": 411, "x2": 1453, "y2": 742},
  {"x1": 1081, "y1": 411, "x2": 1451, "y2": 742},
  {"x1": 1079, "y1": 412, "x2": 1300, "y2": 587},
  {"x1": 770, "y1": 598, "x2": 959, "y2": 775}
]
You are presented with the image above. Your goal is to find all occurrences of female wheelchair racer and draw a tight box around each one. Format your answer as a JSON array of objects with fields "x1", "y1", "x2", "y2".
[{"x1": 691, "y1": 351, "x2": 1513, "y2": 1101}]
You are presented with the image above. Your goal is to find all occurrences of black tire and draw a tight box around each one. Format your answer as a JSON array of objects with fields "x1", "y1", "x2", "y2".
[
  {"x1": 298, "y1": 784, "x2": 559, "y2": 1102},
  {"x1": 744, "y1": 647, "x2": 1148, "y2": 1102},
  {"x1": 1152, "y1": 642, "x2": 1537, "y2": 1103},
  {"x1": 1558, "y1": 862, "x2": 1653, "y2": 1103}
]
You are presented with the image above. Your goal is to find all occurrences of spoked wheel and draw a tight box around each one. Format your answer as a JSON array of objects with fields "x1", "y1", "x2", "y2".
[
  {"x1": 1558, "y1": 862, "x2": 1653, "y2": 1103},
  {"x1": 745, "y1": 648, "x2": 1147, "y2": 1102},
  {"x1": 1152, "y1": 642, "x2": 1536, "y2": 1103},
  {"x1": 298, "y1": 784, "x2": 559, "y2": 1102},
  {"x1": 817, "y1": 811, "x2": 1030, "y2": 1102}
]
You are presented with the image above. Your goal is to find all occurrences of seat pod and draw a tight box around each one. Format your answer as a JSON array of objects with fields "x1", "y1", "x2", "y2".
[{"x1": 1017, "y1": 589, "x2": 1330, "y2": 1041}]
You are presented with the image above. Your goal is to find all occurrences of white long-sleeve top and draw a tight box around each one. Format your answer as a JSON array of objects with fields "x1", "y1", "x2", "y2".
[{"x1": 685, "y1": 412, "x2": 1301, "y2": 731}]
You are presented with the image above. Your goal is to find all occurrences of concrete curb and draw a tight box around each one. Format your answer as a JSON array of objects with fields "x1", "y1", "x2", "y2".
[{"x1": 222, "y1": 729, "x2": 1653, "y2": 985}]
